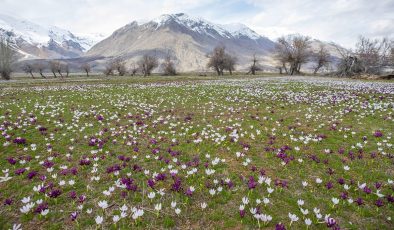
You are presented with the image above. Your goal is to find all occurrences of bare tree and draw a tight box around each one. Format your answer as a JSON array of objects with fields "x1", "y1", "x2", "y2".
[
  {"x1": 275, "y1": 34, "x2": 312, "y2": 75},
  {"x1": 81, "y1": 63, "x2": 91, "y2": 77},
  {"x1": 223, "y1": 54, "x2": 237, "y2": 75},
  {"x1": 207, "y1": 46, "x2": 226, "y2": 76},
  {"x1": 64, "y1": 63, "x2": 69, "y2": 77},
  {"x1": 312, "y1": 45, "x2": 331, "y2": 74},
  {"x1": 162, "y1": 54, "x2": 176, "y2": 76},
  {"x1": 50, "y1": 61, "x2": 61, "y2": 78},
  {"x1": 334, "y1": 45, "x2": 363, "y2": 77},
  {"x1": 0, "y1": 36, "x2": 16, "y2": 80},
  {"x1": 103, "y1": 61, "x2": 115, "y2": 76},
  {"x1": 35, "y1": 62, "x2": 46, "y2": 78},
  {"x1": 114, "y1": 58, "x2": 127, "y2": 76},
  {"x1": 138, "y1": 55, "x2": 158, "y2": 77},
  {"x1": 22, "y1": 63, "x2": 35, "y2": 79},
  {"x1": 391, "y1": 44, "x2": 394, "y2": 69},
  {"x1": 248, "y1": 54, "x2": 261, "y2": 75},
  {"x1": 207, "y1": 46, "x2": 237, "y2": 76},
  {"x1": 355, "y1": 36, "x2": 392, "y2": 74},
  {"x1": 130, "y1": 63, "x2": 138, "y2": 76}
]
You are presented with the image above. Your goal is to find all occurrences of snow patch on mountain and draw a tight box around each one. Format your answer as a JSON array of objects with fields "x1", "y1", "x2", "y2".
[
  {"x1": 151, "y1": 13, "x2": 263, "y2": 40},
  {"x1": 0, "y1": 13, "x2": 102, "y2": 51}
]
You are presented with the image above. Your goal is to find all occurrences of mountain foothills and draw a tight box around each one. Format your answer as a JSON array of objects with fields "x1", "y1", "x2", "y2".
[{"x1": 0, "y1": 13, "x2": 341, "y2": 72}]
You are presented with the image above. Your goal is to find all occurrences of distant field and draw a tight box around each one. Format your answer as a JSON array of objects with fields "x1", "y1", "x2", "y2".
[{"x1": 0, "y1": 76, "x2": 393, "y2": 229}]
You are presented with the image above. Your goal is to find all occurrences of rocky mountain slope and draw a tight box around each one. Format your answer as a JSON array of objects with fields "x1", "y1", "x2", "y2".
[{"x1": 86, "y1": 13, "x2": 276, "y2": 71}]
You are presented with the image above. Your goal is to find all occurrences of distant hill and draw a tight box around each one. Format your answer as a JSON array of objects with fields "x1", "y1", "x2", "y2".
[{"x1": 86, "y1": 13, "x2": 276, "y2": 72}]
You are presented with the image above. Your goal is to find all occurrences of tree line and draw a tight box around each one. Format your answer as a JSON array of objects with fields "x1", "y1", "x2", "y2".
[{"x1": 1, "y1": 35, "x2": 393, "y2": 80}]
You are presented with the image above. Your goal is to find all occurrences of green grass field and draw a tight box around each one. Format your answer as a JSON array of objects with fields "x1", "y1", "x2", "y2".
[{"x1": 0, "y1": 75, "x2": 393, "y2": 229}]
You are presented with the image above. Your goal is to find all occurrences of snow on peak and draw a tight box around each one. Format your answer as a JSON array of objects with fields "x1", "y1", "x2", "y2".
[
  {"x1": 0, "y1": 13, "x2": 102, "y2": 51},
  {"x1": 151, "y1": 13, "x2": 263, "y2": 40},
  {"x1": 221, "y1": 23, "x2": 261, "y2": 40}
]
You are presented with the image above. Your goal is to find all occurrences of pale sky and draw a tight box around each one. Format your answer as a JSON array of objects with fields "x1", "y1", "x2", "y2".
[{"x1": 1, "y1": 0, "x2": 393, "y2": 48}]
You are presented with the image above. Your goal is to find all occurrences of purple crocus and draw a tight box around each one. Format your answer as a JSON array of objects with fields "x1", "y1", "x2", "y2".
[
  {"x1": 13, "y1": 137, "x2": 26, "y2": 145},
  {"x1": 27, "y1": 171, "x2": 38, "y2": 180},
  {"x1": 356, "y1": 198, "x2": 364, "y2": 206},
  {"x1": 48, "y1": 189, "x2": 62, "y2": 198},
  {"x1": 248, "y1": 176, "x2": 257, "y2": 189},
  {"x1": 373, "y1": 130, "x2": 383, "y2": 137},
  {"x1": 326, "y1": 217, "x2": 336, "y2": 228},
  {"x1": 70, "y1": 211, "x2": 79, "y2": 221},
  {"x1": 275, "y1": 223, "x2": 286, "y2": 230},
  {"x1": 4, "y1": 198, "x2": 13, "y2": 205},
  {"x1": 375, "y1": 199, "x2": 384, "y2": 207},
  {"x1": 239, "y1": 209, "x2": 246, "y2": 218},
  {"x1": 326, "y1": 181, "x2": 333, "y2": 190},
  {"x1": 34, "y1": 202, "x2": 49, "y2": 214},
  {"x1": 14, "y1": 168, "x2": 26, "y2": 175}
]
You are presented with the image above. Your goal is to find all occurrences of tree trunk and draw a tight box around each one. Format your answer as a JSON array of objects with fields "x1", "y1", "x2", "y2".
[
  {"x1": 314, "y1": 64, "x2": 322, "y2": 74},
  {"x1": 29, "y1": 72, "x2": 35, "y2": 79},
  {"x1": 282, "y1": 63, "x2": 288, "y2": 74},
  {"x1": 52, "y1": 71, "x2": 57, "y2": 78}
]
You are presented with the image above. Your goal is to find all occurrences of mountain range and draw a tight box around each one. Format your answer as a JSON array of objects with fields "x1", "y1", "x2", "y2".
[
  {"x1": 0, "y1": 13, "x2": 341, "y2": 72},
  {"x1": 0, "y1": 13, "x2": 104, "y2": 59}
]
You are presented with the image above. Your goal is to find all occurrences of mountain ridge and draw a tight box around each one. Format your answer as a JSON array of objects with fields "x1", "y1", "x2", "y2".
[
  {"x1": 86, "y1": 13, "x2": 276, "y2": 71},
  {"x1": 0, "y1": 13, "x2": 104, "y2": 59}
]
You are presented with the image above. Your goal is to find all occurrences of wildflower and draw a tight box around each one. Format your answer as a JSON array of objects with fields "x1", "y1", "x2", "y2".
[
  {"x1": 113, "y1": 215, "x2": 120, "y2": 223},
  {"x1": 300, "y1": 208, "x2": 309, "y2": 215},
  {"x1": 20, "y1": 205, "x2": 31, "y2": 213},
  {"x1": 201, "y1": 202, "x2": 207, "y2": 209},
  {"x1": 288, "y1": 213, "x2": 299, "y2": 225},
  {"x1": 95, "y1": 215, "x2": 103, "y2": 225},
  {"x1": 148, "y1": 192, "x2": 156, "y2": 200},
  {"x1": 356, "y1": 198, "x2": 364, "y2": 206},
  {"x1": 70, "y1": 212, "x2": 78, "y2": 221},
  {"x1": 12, "y1": 223, "x2": 22, "y2": 230},
  {"x1": 242, "y1": 197, "x2": 249, "y2": 205},
  {"x1": 175, "y1": 208, "x2": 181, "y2": 215},
  {"x1": 98, "y1": 200, "x2": 108, "y2": 209},
  {"x1": 154, "y1": 203, "x2": 162, "y2": 211},
  {"x1": 375, "y1": 199, "x2": 384, "y2": 207},
  {"x1": 297, "y1": 199, "x2": 304, "y2": 206},
  {"x1": 275, "y1": 223, "x2": 286, "y2": 230},
  {"x1": 332, "y1": 197, "x2": 339, "y2": 205},
  {"x1": 305, "y1": 218, "x2": 312, "y2": 226},
  {"x1": 21, "y1": 197, "x2": 31, "y2": 204},
  {"x1": 325, "y1": 215, "x2": 336, "y2": 227}
]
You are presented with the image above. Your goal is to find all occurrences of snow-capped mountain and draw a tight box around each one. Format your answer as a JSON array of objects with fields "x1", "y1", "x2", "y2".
[
  {"x1": 87, "y1": 13, "x2": 276, "y2": 71},
  {"x1": 151, "y1": 13, "x2": 263, "y2": 40},
  {"x1": 0, "y1": 14, "x2": 104, "y2": 59}
]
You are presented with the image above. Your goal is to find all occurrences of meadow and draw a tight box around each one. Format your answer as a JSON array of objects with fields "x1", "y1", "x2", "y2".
[{"x1": 0, "y1": 75, "x2": 393, "y2": 229}]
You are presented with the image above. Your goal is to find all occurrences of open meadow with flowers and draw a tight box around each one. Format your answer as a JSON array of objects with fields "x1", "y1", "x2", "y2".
[{"x1": 0, "y1": 76, "x2": 393, "y2": 229}]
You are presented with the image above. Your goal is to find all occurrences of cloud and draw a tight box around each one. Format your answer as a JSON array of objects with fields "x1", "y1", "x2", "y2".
[
  {"x1": 242, "y1": 0, "x2": 394, "y2": 47},
  {"x1": 1, "y1": 0, "x2": 393, "y2": 48}
]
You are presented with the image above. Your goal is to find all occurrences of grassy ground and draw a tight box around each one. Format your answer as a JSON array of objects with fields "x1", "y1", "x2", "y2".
[{"x1": 0, "y1": 75, "x2": 393, "y2": 229}]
